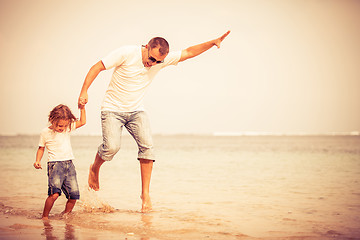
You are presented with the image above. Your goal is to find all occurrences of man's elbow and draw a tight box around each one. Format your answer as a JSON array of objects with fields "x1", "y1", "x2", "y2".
[
  {"x1": 90, "y1": 61, "x2": 106, "y2": 73},
  {"x1": 180, "y1": 49, "x2": 193, "y2": 62}
]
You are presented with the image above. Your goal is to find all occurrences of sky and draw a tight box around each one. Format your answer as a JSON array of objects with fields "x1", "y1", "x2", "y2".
[{"x1": 1, "y1": 0, "x2": 359, "y2": 136}]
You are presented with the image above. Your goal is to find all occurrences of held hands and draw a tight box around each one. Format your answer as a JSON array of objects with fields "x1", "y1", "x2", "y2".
[
  {"x1": 78, "y1": 93, "x2": 88, "y2": 109},
  {"x1": 214, "y1": 30, "x2": 231, "y2": 48}
]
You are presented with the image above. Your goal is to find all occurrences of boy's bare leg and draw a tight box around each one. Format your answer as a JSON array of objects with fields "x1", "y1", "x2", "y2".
[
  {"x1": 139, "y1": 159, "x2": 153, "y2": 213},
  {"x1": 88, "y1": 153, "x2": 105, "y2": 191},
  {"x1": 61, "y1": 199, "x2": 77, "y2": 216},
  {"x1": 42, "y1": 193, "x2": 59, "y2": 220}
]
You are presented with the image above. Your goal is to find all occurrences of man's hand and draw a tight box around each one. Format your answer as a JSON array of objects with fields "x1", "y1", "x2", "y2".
[
  {"x1": 180, "y1": 30, "x2": 231, "y2": 62},
  {"x1": 214, "y1": 30, "x2": 231, "y2": 48}
]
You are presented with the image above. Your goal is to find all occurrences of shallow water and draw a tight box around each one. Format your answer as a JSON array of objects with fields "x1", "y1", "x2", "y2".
[{"x1": 0, "y1": 135, "x2": 359, "y2": 239}]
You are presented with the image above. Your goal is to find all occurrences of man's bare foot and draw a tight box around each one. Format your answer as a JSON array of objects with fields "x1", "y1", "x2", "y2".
[
  {"x1": 88, "y1": 164, "x2": 99, "y2": 191},
  {"x1": 42, "y1": 216, "x2": 49, "y2": 220},
  {"x1": 140, "y1": 194, "x2": 152, "y2": 213}
]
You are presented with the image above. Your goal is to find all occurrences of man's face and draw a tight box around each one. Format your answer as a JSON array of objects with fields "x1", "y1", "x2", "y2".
[{"x1": 143, "y1": 46, "x2": 167, "y2": 67}]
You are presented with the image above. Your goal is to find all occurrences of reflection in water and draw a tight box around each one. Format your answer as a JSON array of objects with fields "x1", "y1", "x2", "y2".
[
  {"x1": 41, "y1": 212, "x2": 154, "y2": 240},
  {"x1": 42, "y1": 220, "x2": 57, "y2": 240},
  {"x1": 140, "y1": 213, "x2": 153, "y2": 240},
  {"x1": 42, "y1": 220, "x2": 76, "y2": 240},
  {"x1": 141, "y1": 213, "x2": 153, "y2": 228},
  {"x1": 64, "y1": 223, "x2": 76, "y2": 240}
]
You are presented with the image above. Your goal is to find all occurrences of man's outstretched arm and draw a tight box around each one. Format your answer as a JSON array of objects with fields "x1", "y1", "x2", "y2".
[{"x1": 179, "y1": 31, "x2": 230, "y2": 62}]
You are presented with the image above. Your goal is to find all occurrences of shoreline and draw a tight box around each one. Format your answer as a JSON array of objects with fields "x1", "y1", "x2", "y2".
[{"x1": 1, "y1": 202, "x2": 358, "y2": 240}]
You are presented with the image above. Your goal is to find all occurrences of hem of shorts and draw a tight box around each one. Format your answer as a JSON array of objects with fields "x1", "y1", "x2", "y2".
[
  {"x1": 97, "y1": 152, "x2": 114, "y2": 162},
  {"x1": 68, "y1": 195, "x2": 80, "y2": 200},
  {"x1": 137, "y1": 157, "x2": 155, "y2": 162},
  {"x1": 48, "y1": 188, "x2": 62, "y2": 196}
]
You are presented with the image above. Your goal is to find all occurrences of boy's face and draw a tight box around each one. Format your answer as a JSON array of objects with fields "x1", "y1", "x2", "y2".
[{"x1": 54, "y1": 119, "x2": 69, "y2": 133}]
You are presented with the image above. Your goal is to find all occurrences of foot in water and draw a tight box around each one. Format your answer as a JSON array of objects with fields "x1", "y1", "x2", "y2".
[
  {"x1": 140, "y1": 194, "x2": 152, "y2": 213},
  {"x1": 88, "y1": 164, "x2": 100, "y2": 191}
]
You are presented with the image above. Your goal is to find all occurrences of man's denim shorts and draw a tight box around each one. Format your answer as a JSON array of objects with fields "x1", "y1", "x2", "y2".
[
  {"x1": 97, "y1": 111, "x2": 155, "y2": 162},
  {"x1": 47, "y1": 160, "x2": 80, "y2": 200}
]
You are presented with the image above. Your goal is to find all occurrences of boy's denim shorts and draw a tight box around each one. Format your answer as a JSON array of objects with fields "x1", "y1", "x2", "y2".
[
  {"x1": 98, "y1": 111, "x2": 155, "y2": 162},
  {"x1": 47, "y1": 160, "x2": 80, "y2": 200}
]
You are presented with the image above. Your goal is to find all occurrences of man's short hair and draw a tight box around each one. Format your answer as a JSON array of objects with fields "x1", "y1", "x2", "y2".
[{"x1": 148, "y1": 37, "x2": 169, "y2": 56}]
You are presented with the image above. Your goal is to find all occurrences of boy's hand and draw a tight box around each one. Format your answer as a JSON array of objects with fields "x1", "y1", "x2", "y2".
[
  {"x1": 78, "y1": 103, "x2": 85, "y2": 109},
  {"x1": 34, "y1": 162, "x2": 42, "y2": 169}
]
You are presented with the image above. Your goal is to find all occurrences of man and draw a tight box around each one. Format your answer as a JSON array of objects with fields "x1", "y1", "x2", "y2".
[{"x1": 78, "y1": 31, "x2": 230, "y2": 212}]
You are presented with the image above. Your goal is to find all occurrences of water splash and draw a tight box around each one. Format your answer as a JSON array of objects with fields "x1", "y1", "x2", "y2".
[{"x1": 78, "y1": 186, "x2": 115, "y2": 213}]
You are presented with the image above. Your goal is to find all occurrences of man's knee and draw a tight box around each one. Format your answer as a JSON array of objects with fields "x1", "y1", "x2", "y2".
[
  {"x1": 107, "y1": 143, "x2": 121, "y2": 155},
  {"x1": 98, "y1": 142, "x2": 121, "y2": 161}
]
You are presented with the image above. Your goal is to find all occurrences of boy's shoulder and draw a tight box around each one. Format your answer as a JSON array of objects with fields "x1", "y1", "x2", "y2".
[
  {"x1": 39, "y1": 127, "x2": 52, "y2": 146},
  {"x1": 40, "y1": 127, "x2": 51, "y2": 134},
  {"x1": 40, "y1": 127, "x2": 54, "y2": 138}
]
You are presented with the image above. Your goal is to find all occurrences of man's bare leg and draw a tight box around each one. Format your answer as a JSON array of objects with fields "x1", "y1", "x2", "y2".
[
  {"x1": 139, "y1": 159, "x2": 153, "y2": 213},
  {"x1": 88, "y1": 154, "x2": 105, "y2": 191}
]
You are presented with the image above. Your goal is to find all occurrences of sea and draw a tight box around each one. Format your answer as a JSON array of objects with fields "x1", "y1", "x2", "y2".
[{"x1": 0, "y1": 134, "x2": 359, "y2": 240}]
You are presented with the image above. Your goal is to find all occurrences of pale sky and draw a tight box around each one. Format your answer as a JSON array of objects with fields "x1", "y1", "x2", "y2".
[{"x1": 1, "y1": 0, "x2": 359, "y2": 135}]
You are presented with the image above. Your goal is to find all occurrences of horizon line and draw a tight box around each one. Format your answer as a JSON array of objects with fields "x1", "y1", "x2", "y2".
[
  {"x1": 212, "y1": 131, "x2": 360, "y2": 137},
  {"x1": 1, "y1": 131, "x2": 359, "y2": 137}
]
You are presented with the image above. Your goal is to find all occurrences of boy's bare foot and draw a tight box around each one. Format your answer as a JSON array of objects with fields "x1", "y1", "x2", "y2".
[
  {"x1": 140, "y1": 194, "x2": 152, "y2": 213},
  {"x1": 88, "y1": 164, "x2": 99, "y2": 191},
  {"x1": 42, "y1": 216, "x2": 49, "y2": 220},
  {"x1": 60, "y1": 211, "x2": 73, "y2": 219}
]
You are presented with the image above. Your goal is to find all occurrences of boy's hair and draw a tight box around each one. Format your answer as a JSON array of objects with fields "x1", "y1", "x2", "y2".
[
  {"x1": 148, "y1": 37, "x2": 169, "y2": 56},
  {"x1": 48, "y1": 104, "x2": 76, "y2": 130}
]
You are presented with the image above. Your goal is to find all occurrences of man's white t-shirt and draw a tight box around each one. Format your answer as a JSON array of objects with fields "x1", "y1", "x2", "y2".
[
  {"x1": 101, "y1": 45, "x2": 181, "y2": 112},
  {"x1": 39, "y1": 122, "x2": 76, "y2": 162}
]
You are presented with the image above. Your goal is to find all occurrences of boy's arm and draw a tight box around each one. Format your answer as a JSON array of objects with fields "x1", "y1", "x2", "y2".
[
  {"x1": 34, "y1": 146, "x2": 45, "y2": 169},
  {"x1": 78, "y1": 60, "x2": 106, "y2": 108},
  {"x1": 179, "y1": 31, "x2": 230, "y2": 62},
  {"x1": 75, "y1": 107, "x2": 86, "y2": 129}
]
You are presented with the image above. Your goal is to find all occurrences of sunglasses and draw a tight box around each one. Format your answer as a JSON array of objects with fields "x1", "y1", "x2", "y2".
[{"x1": 147, "y1": 47, "x2": 164, "y2": 64}]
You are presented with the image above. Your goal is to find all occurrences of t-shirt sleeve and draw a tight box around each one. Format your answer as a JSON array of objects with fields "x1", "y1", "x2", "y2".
[
  {"x1": 38, "y1": 131, "x2": 46, "y2": 147},
  {"x1": 101, "y1": 46, "x2": 130, "y2": 70},
  {"x1": 70, "y1": 122, "x2": 77, "y2": 132},
  {"x1": 161, "y1": 51, "x2": 182, "y2": 68}
]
